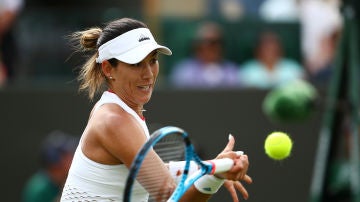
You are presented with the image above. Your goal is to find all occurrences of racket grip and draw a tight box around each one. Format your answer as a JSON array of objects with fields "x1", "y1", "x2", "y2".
[{"x1": 209, "y1": 158, "x2": 234, "y2": 174}]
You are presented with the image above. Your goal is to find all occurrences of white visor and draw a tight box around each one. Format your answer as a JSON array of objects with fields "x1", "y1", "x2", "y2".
[{"x1": 96, "y1": 28, "x2": 172, "y2": 64}]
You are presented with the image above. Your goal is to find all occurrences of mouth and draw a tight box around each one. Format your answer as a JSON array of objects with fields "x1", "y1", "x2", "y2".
[{"x1": 137, "y1": 84, "x2": 152, "y2": 91}]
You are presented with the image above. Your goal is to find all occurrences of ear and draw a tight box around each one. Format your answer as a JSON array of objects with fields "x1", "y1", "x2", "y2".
[{"x1": 101, "y1": 60, "x2": 113, "y2": 78}]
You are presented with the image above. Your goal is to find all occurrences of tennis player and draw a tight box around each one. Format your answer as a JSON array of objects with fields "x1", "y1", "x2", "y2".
[{"x1": 60, "y1": 17, "x2": 252, "y2": 202}]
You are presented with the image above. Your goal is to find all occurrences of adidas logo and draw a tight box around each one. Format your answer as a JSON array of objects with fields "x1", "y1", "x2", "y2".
[
  {"x1": 203, "y1": 187, "x2": 212, "y2": 192},
  {"x1": 138, "y1": 34, "x2": 150, "y2": 42}
]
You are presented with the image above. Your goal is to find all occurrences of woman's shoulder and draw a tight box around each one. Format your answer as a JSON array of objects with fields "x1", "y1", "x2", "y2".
[
  {"x1": 87, "y1": 104, "x2": 143, "y2": 147},
  {"x1": 92, "y1": 104, "x2": 135, "y2": 128}
]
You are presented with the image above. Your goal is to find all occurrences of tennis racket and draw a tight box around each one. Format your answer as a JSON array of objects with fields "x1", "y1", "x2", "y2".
[{"x1": 124, "y1": 126, "x2": 237, "y2": 202}]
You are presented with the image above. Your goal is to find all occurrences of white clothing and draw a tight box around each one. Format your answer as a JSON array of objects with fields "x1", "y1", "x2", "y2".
[
  {"x1": 61, "y1": 91, "x2": 150, "y2": 202},
  {"x1": 298, "y1": 0, "x2": 342, "y2": 73},
  {"x1": 259, "y1": 0, "x2": 299, "y2": 22}
]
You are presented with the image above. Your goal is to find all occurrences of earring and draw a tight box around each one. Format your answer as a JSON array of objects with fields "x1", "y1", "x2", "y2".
[{"x1": 109, "y1": 76, "x2": 114, "y2": 80}]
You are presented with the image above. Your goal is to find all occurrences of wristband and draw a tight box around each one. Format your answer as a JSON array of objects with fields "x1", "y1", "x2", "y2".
[{"x1": 194, "y1": 175, "x2": 225, "y2": 194}]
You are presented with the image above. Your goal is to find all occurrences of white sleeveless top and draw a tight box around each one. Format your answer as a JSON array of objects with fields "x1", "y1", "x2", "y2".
[{"x1": 61, "y1": 91, "x2": 150, "y2": 202}]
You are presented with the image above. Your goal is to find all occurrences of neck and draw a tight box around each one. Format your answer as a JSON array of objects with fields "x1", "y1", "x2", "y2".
[
  {"x1": 136, "y1": 108, "x2": 146, "y2": 116},
  {"x1": 107, "y1": 90, "x2": 146, "y2": 119}
]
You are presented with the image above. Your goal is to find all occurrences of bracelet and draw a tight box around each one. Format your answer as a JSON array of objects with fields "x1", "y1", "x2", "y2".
[{"x1": 194, "y1": 175, "x2": 225, "y2": 194}]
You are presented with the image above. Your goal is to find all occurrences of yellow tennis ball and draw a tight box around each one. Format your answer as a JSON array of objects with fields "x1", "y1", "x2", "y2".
[{"x1": 264, "y1": 132, "x2": 293, "y2": 160}]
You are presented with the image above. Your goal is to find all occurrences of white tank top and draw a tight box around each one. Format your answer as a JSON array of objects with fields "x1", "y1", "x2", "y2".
[{"x1": 61, "y1": 91, "x2": 150, "y2": 202}]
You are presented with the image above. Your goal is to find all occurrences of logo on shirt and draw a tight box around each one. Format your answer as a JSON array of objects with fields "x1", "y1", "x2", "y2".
[{"x1": 138, "y1": 34, "x2": 150, "y2": 42}]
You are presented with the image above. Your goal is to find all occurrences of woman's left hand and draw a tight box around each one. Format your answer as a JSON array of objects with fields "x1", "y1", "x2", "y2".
[
  {"x1": 224, "y1": 175, "x2": 252, "y2": 202},
  {"x1": 215, "y1": 134, "x2": 252, "y2": 201}
]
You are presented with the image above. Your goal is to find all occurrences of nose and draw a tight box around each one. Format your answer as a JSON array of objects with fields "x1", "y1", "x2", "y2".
[{"x1": 141, "y1": 62, "x2": 153, "y2": 79}]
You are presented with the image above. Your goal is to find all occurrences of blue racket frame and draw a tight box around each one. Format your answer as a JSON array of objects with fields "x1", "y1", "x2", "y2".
[{"x1": 124, "y1": 126, "x2": 214, "y2": 202}]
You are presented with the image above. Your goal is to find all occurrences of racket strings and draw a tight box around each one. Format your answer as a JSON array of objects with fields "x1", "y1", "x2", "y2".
[
  {"x1": 154, "y1": 134, "x2": 186, "y2": 162},
  {"x1": 136, "y1": 133, "x2": 187, "y2": 201}
]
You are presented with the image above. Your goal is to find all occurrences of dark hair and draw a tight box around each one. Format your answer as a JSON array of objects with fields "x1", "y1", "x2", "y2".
[
  {"x1": 40, "y1": 130, "x2": 78, "y2": 168},
  {"x1": 97, "y1": 18, "x2": 148, "y2": 48},
  {"x1": 71, "y1": 18, "x2": 148, "y2": 99}
]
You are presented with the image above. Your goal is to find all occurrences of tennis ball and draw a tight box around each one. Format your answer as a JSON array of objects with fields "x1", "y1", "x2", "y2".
[{"x1": 264, "y1": 132, "x2": 293, "y2": 160}]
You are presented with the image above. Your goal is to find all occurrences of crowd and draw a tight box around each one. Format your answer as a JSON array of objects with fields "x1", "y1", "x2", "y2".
[
  {"x1": 0, "y1": 0, "x2": 343, "y2": 90},
  {"x1": 168, "y1": 0, "x2": 343, "y2": 89},
  {"x1": 169, "y1": 21, "x2": 307, "y2": 89}
]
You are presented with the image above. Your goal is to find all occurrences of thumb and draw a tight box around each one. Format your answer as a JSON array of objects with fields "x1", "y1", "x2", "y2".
[{"x1": 222, "y1": 134, "x2": 235, "y2": 153}]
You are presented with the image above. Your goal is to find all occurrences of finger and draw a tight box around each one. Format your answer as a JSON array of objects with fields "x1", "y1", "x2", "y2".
[
  {"x1": 217, "y1": 151, "x2": 238, "y2": 160},
  {"x1": 224, "y1": 181, "x2": 239, "y2": 202},
  {"x1": 222, "y1": 134, "x2": 235, "y2": 153},
  {"x1": 239, "y1": 155, "x2": 250, "y2": 177},
  {"x1": 235, "y1": 151, "x2": 244, "y2": 156},
  {"x1": 234, "y1": 181, "x2": 249, "y2": 200},
  {"x1": 231, "y1": 155, "x2": 249, "y2": 176},
  {"x1": 243, "y1": 174, "x2": 253, "y2": 184}
]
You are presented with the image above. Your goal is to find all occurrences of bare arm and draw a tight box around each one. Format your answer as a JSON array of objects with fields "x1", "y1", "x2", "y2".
[
  {"x1": 83, "y1": 105, "x2": 251, "y2": 202},
  {"x1": 83, "y1": 104, "x2": 175, "y2": 200}
]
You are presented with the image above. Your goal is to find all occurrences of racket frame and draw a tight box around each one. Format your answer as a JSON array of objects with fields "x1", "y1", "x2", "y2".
[{"x1": 124, "y1": 126, "x2": 218, "y2": 202}]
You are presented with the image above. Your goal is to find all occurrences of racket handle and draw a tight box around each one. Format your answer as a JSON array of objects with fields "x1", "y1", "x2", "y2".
[{"x1": 209, "y1": 158, "x2": 234, "y2": 174}]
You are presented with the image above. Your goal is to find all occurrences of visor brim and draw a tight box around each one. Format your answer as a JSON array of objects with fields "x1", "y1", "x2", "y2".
[{"x1": 114, "y1": 43, "x2": 172, "y2": 64}]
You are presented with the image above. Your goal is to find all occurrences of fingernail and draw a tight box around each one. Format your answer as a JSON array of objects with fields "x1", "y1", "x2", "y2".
[
  {"x1": 228, "y1": 134, "x2": 233, "y2": 140},
  {"x1": 235, "y1": 151, "x2": 244, "y2": 156}
]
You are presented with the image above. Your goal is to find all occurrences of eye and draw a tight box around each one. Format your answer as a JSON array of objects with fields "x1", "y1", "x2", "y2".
[
  {"x1": 150, "y1": 53, "x2": 159, "y2": 64},
  {"x1": 150, "y1": 57, "x2": 158, "y2": 65}
]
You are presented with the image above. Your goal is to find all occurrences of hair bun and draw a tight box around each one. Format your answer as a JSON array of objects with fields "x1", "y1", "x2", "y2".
[{"x1": 79, "y1": 28, "x2": 102, "y2": 50}]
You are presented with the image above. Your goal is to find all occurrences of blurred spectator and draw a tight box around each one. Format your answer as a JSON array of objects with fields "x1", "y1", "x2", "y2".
[
  {"x1": 169, "y1": 22, "x2": 240, "y2": 89},
  {"x1": 239, "y1": 31, "x2": 305, "y2": 89},
  {"x1": 208, "y1": 0, "x2": 265, "y2": 18},
  {"x1": 0, "y1": 0, "x2": 24, "y2": 85},
  {"x1": 22, "y1": 130, "x2": 78, "y2": 202},
  {"x1": 259, "y1": 0, "x2": 299, "y2": 22},
  {"x1": 216, "y1": 0, "x2": 245, "y2": 20},
  {"x1": 259, "y1": 0, "x2": 342, "y2": 85},
  {"x1": 298, "y1": 0, "x2": 342, "y2": 85}
]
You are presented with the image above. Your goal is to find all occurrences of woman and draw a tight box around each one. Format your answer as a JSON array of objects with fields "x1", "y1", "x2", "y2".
[{"x1": 61, "y1": 18, "x2": 251, "y2": 202}]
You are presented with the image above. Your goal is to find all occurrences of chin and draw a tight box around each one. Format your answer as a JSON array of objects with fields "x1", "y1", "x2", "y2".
[{"x1": 139, "y1": 94, "x2": 152, "y2": 105}]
